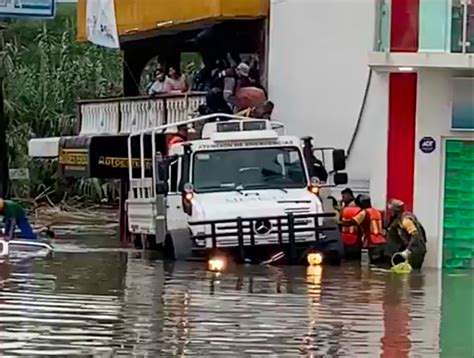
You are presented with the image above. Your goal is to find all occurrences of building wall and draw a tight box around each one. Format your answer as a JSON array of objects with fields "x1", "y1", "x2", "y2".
[
  {"x1": 414, "y1": 70, "x2": 473, "y2": 268},
  {"x1": 268, "y1": 0, "x2": 379, "y2": 184},
  {"x1": 351, "y1": 73, "x2": 389, "y2": 209}
]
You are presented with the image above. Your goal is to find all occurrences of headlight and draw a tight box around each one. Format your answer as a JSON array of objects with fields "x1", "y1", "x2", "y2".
[
  {"x1": 208, "y1": 257, "x2": 226, "y2": 272},
  {"x1": 307, "y1": 252, "x2": 324, "y2": 266}
]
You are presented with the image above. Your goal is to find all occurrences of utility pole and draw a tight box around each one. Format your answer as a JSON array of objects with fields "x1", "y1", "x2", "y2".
[{"x1": 0, "y1": 25, "x2": 7, "y2": 198}]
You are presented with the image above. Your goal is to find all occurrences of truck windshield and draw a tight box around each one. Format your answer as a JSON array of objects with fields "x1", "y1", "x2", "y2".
[{"x1": 192, "y1": 147, "x2": 307, "y2": 193}]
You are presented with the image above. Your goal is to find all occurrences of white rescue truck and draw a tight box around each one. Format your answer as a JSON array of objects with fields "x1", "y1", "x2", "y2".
[{"x1": 126, "y1": 114, "x2": 348, "y2": 266}]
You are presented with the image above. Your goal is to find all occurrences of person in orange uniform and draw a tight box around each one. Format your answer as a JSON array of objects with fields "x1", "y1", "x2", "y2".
[
  {"x1": 166, "y1": 125, "x2": 188, "y2": 154},
  {"x1": 339, "y1": 189, "x2": 363, "y2": 257},
  {"x1": 348, "y1": 194, "x2": 386, "y2": 263}
]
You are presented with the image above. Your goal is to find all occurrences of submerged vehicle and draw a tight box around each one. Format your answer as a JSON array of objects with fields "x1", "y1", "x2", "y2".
[
  {"x1": 126, "y1": 114, "x2": 349, "y2": 267},
  {"x1": 0, "y1": 225, "x2": 54, "y2": 257}
]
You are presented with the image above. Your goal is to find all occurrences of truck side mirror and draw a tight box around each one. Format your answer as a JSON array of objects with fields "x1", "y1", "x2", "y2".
[
  {"x1": 333, "y1": 172, "x2": 348, "y2": 186},
  {"x1": 332, "y1": 149, "x2": 346, "y2": 171}
]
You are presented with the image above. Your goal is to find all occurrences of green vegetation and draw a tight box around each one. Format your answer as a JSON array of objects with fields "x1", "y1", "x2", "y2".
[{"x1": 1, "y1": 4, "x2": 122, "y2": 201}]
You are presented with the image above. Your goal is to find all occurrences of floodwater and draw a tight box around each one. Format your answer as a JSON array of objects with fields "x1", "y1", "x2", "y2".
[{"x1": 0, "y1": 235, "x2": 473, "y2": 357}]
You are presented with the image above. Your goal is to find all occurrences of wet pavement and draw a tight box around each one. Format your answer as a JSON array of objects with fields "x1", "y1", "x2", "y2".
[{"x1": 0, "y1": 235, "x2": 472, "y2": 357}]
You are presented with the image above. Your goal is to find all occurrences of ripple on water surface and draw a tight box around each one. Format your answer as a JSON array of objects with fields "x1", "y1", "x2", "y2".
[{"x1": 0, "y1": 238, "x2": 470, "y2": 357}]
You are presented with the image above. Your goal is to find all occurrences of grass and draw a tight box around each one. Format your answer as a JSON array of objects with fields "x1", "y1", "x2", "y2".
[{"x1": 1, "y1": 4, "x2": 122, "y2": 201}]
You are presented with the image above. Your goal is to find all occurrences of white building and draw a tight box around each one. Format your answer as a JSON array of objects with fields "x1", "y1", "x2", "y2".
[{"x1": 268, "y1": 0, "x2": 473, "y2": 269}]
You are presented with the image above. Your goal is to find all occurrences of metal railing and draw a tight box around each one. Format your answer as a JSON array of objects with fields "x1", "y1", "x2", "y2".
[
  {"x1": 189, "y1": 212, "x2": 338, "y2": 264},
  {"x1": 77, "y1": 92, "x2": 206, "y2": 136},
  {"x1": 452, "y1": 0, "x2": 474, "y2": 53},
  {"x1": 374, "y1": 0, "x2": 391, "y2": 52}
]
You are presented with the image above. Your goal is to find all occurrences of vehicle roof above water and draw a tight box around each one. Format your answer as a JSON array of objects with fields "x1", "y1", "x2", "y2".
[
  {"x1": 191, "y1": 135, "x2": 302, "y2": 150},
  {"x1": 200, "y1": 119, "x2": 284, "y2": 138},
  {"x1": 169, "y1": 136, "x2": 303, "y2": 155},
  {"x1": 168, "y1": 116, "x2": 301, "y2": 155}
]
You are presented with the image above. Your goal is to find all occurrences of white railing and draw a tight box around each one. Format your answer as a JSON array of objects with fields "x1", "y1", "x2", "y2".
[
  {"x1": 80, "y1": 102, "x2": 120, "y2": 135},
  {"x1": 120, "y1": 99, "x2": 165, "y2": 134},
  {"x1": 78, "y1": 93, "x2": 206, "y2": 136}
]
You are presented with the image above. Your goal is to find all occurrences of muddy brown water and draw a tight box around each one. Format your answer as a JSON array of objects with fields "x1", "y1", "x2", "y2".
[{"x1": 0, "y1": 235, "x2": 472, "y2": 357}]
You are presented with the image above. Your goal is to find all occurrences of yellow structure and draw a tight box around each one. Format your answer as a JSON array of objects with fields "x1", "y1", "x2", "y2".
[{"x1": 77, "y1": 0, "x2": 268, "y2": 42}]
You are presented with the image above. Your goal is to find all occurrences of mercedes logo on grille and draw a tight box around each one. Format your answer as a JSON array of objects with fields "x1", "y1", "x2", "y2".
[{"x1": 253, "y1": 219, "x2": 273, "y2": 236}]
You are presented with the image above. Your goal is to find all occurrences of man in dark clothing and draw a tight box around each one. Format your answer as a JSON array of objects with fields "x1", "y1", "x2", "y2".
[
  {"x1": 385, "y1": 199, "x2": 427, "y2": 269},
  {"x1": 198, "y1": 87, "x2": 233, "y2": 117},
  {"x1": 222, "y1": 63, "x2": 253, "y2": 108}
]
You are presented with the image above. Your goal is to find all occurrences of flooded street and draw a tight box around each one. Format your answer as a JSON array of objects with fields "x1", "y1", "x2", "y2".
[{"x1": 0, "y1": 235, "x2": 472, "y2": 357}]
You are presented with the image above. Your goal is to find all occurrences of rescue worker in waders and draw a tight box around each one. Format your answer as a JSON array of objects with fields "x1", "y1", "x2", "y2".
[
  {"x1": 338, "y1": 189, "x2": 363, "y2": 259},
  {"x1": 385, "y1": 199, "x2": 427, "y2": 269},
  {"x1": 166, "y1": 125, "x2": 188, "y2": 154},
  {"x1": 343, "y1": 195, "x2": 387, "y2": 264},
  {"x1": 0, "y1": 198, "x2": 37, "y2": 240}
]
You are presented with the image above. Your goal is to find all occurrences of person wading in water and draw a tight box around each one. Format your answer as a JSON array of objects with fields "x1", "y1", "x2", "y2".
[{"x1": 385, "y1": 199, "x2": 427, "y2": 269}]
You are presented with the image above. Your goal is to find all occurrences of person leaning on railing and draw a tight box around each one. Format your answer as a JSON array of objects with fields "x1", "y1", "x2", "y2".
[
  {"x1": 147, "y1": 67, "x2": 168, "y2": 96},
  {"x1": 198, "y1": 87, "x2": 233, "y2": 118},
  {"x1": 164, "y1": 67, "x2": 188, "y2": 93}
]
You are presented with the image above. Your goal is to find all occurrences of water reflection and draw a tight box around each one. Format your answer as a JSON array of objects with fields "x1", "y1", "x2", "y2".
[{"x1": 0, "y1": 239, "x2": 471, "y2": 356}]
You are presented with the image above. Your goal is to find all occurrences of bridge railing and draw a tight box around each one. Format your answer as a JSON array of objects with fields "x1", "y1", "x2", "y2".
[{"x1": 77, "y1": 92, "x2": 206, "y2": 136}]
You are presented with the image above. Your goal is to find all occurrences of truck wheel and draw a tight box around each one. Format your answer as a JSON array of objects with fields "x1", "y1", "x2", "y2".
[
  {"x1": 164, "y1": 232, "x2": 192, "y2": 261},
  {"x1": 146, "y1": 234, "x2": 159, "y2": 250},
  {"x1": 324, "y1": 250, "x2": 342, "y2": 266},
  {"x1": 132, "y1": 234, "x2": 143, "y2": 250},
  {"x1": 369, "y1": 246, "x2": 385, "y2": 265},
  {"x1": 164, "y1": 234, "x2": 175, "y2": 260}
]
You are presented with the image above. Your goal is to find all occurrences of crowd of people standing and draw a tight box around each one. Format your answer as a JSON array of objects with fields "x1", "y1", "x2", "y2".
[
  {"x1": 145, "y1": 58, "x2": 274, "y2": 120},
  {"x1": 146, "y1": 66, "x2": 188, "y2": 96}
]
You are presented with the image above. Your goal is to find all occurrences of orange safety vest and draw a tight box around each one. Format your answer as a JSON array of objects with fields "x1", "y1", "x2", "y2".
[
  {"x1": 166, "y1": 135, "x2": 185, "y2": 154},
  {"x1": 362, "y1": 208, "x2": 386, "y2": 247},
  {"x1": 167, "y1": 135, "x2": 184, "y2": 146},
  {"x1": 341, "y1": 206, "x2": 362, "y2": 246}
]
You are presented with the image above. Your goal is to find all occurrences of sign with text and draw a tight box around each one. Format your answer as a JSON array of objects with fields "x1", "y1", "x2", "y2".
[
  {"x1": 59, "y1": 134, "x2": 167, "y2": 179},
  {"x1": 419, "y1": 136, "x2": 436, "y2": 154},
  {"x1": 0, "y1": 0, "x2": 55, "y2": 19}
]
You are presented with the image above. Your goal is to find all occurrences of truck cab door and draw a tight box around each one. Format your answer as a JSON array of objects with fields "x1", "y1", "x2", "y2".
[
  {"x1": 154, "y1": 154, "x2": 169, "y2": 245},
  {"x1": 166, "y1": 156, "x2": 188, "y2": 231}
]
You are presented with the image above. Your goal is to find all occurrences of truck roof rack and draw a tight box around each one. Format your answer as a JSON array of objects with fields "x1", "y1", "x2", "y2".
[{"x1": 128, "y1": 113, "x2": 286, "y2": 137}]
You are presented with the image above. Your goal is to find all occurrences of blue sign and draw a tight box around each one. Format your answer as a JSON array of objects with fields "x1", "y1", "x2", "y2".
[
  {"x1": 419, "y1": 136, "x2": 436, "y2": 154},
  {"x1": 0, "y1": 0, "x2": 55, "y2": 19}
]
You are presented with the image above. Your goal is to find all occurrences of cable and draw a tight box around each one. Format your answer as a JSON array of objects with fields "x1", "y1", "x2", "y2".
[
  {"x1": 122, "y1": 56, "x2": 143, "y2": 96},
  {"x1": 346, "y1": 68, "x2": 373, "y2": 159}
]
